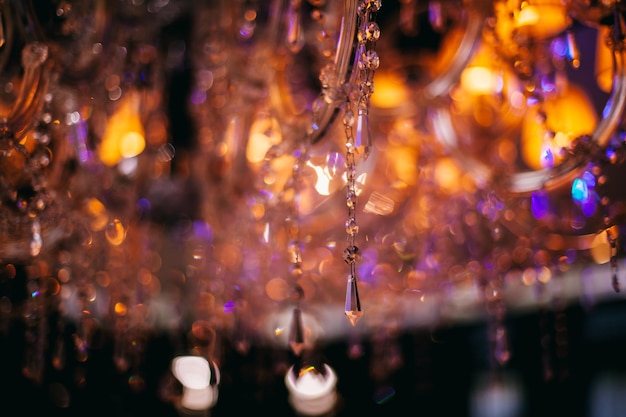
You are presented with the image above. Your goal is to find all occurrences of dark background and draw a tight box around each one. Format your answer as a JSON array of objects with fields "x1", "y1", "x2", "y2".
[{"x1": 2, "y1": 295, "x2": 626, "y2": 417}]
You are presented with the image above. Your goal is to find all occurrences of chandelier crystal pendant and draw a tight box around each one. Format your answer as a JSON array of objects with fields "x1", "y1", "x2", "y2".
[{"x1": 342, "y1": 0, "x2": 381, "y2": 326}]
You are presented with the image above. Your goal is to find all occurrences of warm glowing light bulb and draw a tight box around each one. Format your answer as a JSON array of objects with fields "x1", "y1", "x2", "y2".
[
  {"x1": 99, "y1": 91, "x2": 146, "y2": 166},
  {"x1": 171, "y1": 355, "x2": 220, "y2": 411},
  {"x1": 285, "y1": 364, "x2": 338, "y2": 416}
]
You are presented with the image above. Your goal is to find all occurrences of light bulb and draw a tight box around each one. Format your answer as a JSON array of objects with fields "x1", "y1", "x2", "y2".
[
  {"x1": 285, "y1": 364, "x2": 338, "y2": 416},
  {"x1": 171, "y1": 355, "x2": 220, "y2": 411}
]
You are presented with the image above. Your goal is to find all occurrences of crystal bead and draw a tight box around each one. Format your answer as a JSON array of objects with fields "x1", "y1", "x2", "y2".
[
  {"x1": 358, "y1": 21, "x2": 381, "y2": 43},
  {"x1": 358, "y1": 0, "x2": 381, "y2": 13},
  {"x1": 319, "y1": 64, "x2": 337, "y2": 87},
  {"x1": 346, "y1": 164, "x2": 356, "y2": 181},
  {"x1": 346, "y1": 190, "x2": 357, "y2": 208},
  {"x1": 345, "y1": 218, "x2": 358, "y2": 235},
  {"x1": 360, "y1": 50, "x2": 379, "y2": 70},
  {"x1": 343, "y1": 245, "x2": 360, "y2": 264}
]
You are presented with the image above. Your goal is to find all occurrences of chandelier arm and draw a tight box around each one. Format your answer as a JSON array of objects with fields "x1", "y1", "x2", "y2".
[{"x1": 423, "y1": 0, "x2": 487, "y2": 100}]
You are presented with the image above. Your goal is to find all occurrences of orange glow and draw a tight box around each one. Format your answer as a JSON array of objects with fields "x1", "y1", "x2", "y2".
[
  {"x1": 514, "y1": 2, "x2": 568, "y2": 40},
  {"x1": 590, "y1": 227, "x2": 619, "y2": 265},
  {"x1": 265, "y1": 278, "x2": 289, "y2": 301},
  {"x1": 114, "y1": 302, "x2": 127, "y2": 316},
  {"x1": 460, "y1": 66, "x2": 497, "y2": 95},
  {"x1": 86, "y1": 198, "x2": 108, "y2": 231},
  {"x1": 434, "y1": 157, "x2": 461, "y2": 193},
  {"x1": 298, "y1": 366, "x2": 317, "y2": 377},
  {"x1": 99, "y1": 91, "x2": 146, "y2": 166},
  {"x1": 371, "y1": 71, "x2": 408, "y2": 108},
  {"x1": 246, "y1": 113, "x2": 282, "y2": 164},
  {"x1": 105, "y1": 218, "x2": 126, "y2": 246}
]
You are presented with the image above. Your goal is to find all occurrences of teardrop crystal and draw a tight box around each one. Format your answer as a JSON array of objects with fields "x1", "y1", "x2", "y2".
[
  {"x1": 354, "y1": 108, "x2": 371, "y2": 163},
  {"x1": 345, "y1": 275, "x2": 363, "y2": 326},
  {"x1": 289, "y1": 307, "x2": 305, "y2": 356}
]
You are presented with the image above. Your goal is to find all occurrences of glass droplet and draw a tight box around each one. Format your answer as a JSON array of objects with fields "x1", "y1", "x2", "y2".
[
  {"x1": 345, "y1": 275, "x2": 362, "y2": 326},
  {"x1": 289, "y1": 307, "x2": 305, "y2": 356},
  {"x1": 354, "y1": 108, "x2": 372, "y2": 162}
]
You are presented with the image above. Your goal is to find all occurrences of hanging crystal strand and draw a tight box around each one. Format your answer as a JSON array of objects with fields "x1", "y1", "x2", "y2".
[
  {"x1": 343, "y1": 106, "x2": 363, "y2": 326},
  {"x1": 342, "y1": 0, "x2": 381, "y2": 327},
  {"x1": 608, "y1": 229, "x2": 620, "y2": 292},
  {"x1": 286, "y1": 142, "x2": 308, "y2": 356}
]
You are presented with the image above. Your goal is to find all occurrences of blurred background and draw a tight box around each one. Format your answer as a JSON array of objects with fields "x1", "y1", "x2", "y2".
[{"x1": 3, "y1": 0, "x2": 626, "y2": 416}]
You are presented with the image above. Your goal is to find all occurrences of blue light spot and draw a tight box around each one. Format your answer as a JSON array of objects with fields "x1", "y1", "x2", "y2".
[
  {"x1": 531, "y1": 190, "x2": 550, "y2": 219},
  {"x1": 541, "y1": 75, "x2": 555, "y2": 94},
  {"x1": 581, "y1": 191, "x2": 598, "y2": 217},
  {"x1": 582, "y1": 171, "x2": 596, "y2": 189},
  {"x1": 551, "y1": 37, "x2": 567, "y2": 57},
  {"x1": 223, "y1": 300, "x2": 235, "y2": 313},
  {"x1": 606, "y1": 147, "x2": 617, "y2": 162},
  {"x1": 137, "y1": 197, "x2": 151, "y2": 212},
  {"x1": 565, "y1": 248, "x2": 577, "y2": 264},
  {"x1": 580, "y1": 198, "x2": 598, "y2": 217},
  {"x1": 571, "y1": 178, "x2": 589, "y2": 203},
  {"x1": 190, "y1": 89, "x2": 206, "y2": 105},
  {"x1": 541, "y1": 146, "x2": 554, "y2": 168},
  {"x1": 193, "y1": 221, "x2": 213, "y2": 242},
  {"x1": 604, "y1": 96, "x2": 614, "y2": 119}
]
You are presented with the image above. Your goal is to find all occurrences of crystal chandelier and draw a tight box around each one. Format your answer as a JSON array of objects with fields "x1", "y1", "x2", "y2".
[{"x1": 2, "y1": 1, "x2": 626, "y2": 416}]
